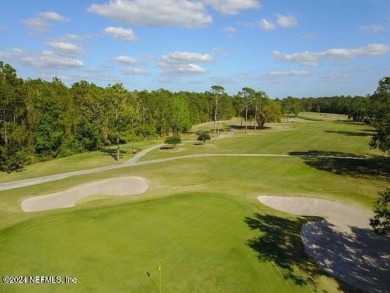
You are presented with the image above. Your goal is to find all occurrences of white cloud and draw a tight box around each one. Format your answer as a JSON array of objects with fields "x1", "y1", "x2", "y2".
[
  {"x1": 223, "y1": 26, "x2": 237, "y2": 36},
  {"x1": 113, "y1": 56, "x2": 137, "y2": 65},
  {"x1": 269, "y1": 70, "x2": 310, "y2": 76},
  {"x1": 161, "y1": 51, "x2": 213, "y2": 63},
  {"x1": 324, "y1": 43, "x2": 390, "y2": 57},
  {"x1": 88, "y1": 0, "x2": 212, "y2": 28},
  {"x1": 273, "y1": 43, "x2": 390, "y2": 66},
  {"x1": 0, "y1": 48, "x2": 83, "y2": 72},
  {"x1": 204, "y1": 0, "x2": 261, "y2": 15},
  {"x1": 259, "y1": 14, "x2": 296, "y2": 31},
  {"x1": 45, "y1": 40, "x2": 84, "y2": 55},
  {"x1": 113, "y1": 55, "x2": 150, "y2": 76},
  {"x1": 104, "y1": 26, "x2": 138, "y2": 41},
  {"x1": 273, "y1": 50, "x2": 320, "y2": 66},
  {"x1": 276, "y1": 14, "x2": 297, "y2": 28},
  {"x1": 64, "y1": 34, "x2": 95, "y2": 41},
  {"x1": 235, "y1": 72, "x2": 251, "y2": 80},
  {"x1": 20, "y1": 51, "x2": 84, "y2": 69},
  {"x1": 38, "y1": 12, "x2": 66, "y2": 21},
  {"x1": 179, "y1": 64, "x2": 207, "y2": 73},
  {"x1": 124, "y1": 68, "x2": 149, "y2": 75},
  {"x1": 213, "y1": 47, "x2": 229, "y2": 56},
  {"x1": 321, "y1": 73, "x2": 349, "y2": 83},
  {"x1": 259, "y1": 19, "x2": 275, "y2": 30},
  {"x1": 22, "y1": 11, "x2": 67, "y2": 32},
  {"x1": 359, "y1": 24, "x2": 385, "y2": 33},
  {"x1": 157, "y1": 51, "x2": 213, "y2": 76},
  {"x1": 261, "y1": 69, "x2": 311, "y2": 86}
]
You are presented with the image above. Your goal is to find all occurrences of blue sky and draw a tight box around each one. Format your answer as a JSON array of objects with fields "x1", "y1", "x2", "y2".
[{"x1": 1, "y1": 0, "x2": 389, "y2": 98}]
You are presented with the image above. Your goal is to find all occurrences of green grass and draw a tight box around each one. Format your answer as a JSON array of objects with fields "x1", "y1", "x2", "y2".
[
  {"x1": 142, "y1": 114, "x2": 380, "y2": 161},
  {"x1": 0, "y1": 140, "x2": 160, "y2": 184},
  {"x1": 0, "y1": 194, "x2": 343, "y2": 292},
  {"x1": 0, "y1": 113, "x2": 388, "y2": 292}
]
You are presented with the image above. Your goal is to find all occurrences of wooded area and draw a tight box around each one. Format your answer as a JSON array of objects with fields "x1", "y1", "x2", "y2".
[{"x1": 1, "y1": 60, "x2": 389, "y2": 172}]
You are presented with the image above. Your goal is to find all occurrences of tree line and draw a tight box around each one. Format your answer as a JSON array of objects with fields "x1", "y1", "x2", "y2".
[
  {"x1": 280, "y1": 78, "x2": 390, "y2": 153},
  {"x1": 0, "y1": 61, "x2": 284, "y2": 171},
  {"x1": 1, "y1": 60, "x2": 389, "y2": 172}
]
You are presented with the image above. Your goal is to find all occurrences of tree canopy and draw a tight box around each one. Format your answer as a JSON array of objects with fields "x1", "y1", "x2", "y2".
[
  {"x1": 369, "y1": 77, "x2": 390, "y2": 155},
  {"x1": 1, "y1": 60, "x2": 389, "y2": 171},
  {"x1": 0, "y1": 62, "x2": 236, "y2": 171},
  {"x1": 237, "y1": 88, "x2": 282, "y2": 129},
  {"x1": 370, "y1": 187, "x2": 390, "y2": 235}
]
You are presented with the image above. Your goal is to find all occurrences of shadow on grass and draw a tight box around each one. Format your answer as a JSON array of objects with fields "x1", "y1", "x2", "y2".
[
  {"x1": 296, "y1": 115, "x2": 323, "y2": 122},
  {"x1": 324, "y1": 130, "x2": 372, "y2": 137},
  {"x1": 228, "y1": 125, "x2": 271, "y2": 130},
  {"x1": 160, "y1": 146, "x2": 174, "y2": 150},
  {"x1": 244, "y1": 213, "x2": 361, "y2": 291},
  {"x1": 343, "y1": 121, "x2": 368, "y2": 125},
  {"x1": 289, "y1": 151, "x2": 390, "y2": 179},
  {"x1": 207, "y1": 128, "x2": 226, "y2": 133},
  {"x1": 100, "y1": 148, "x2": 127, "y2": 161},
  {"x1": 245, "y1": 214, "x2": 323, "y2": 286}
]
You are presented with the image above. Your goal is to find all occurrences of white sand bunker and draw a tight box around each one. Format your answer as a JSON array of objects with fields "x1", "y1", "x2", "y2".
[
  {"x1": 22, "y1": 177, "x2": 149, "y2": 212},
  {"x1": 258, "y1": 196, "x2": 390, "y2": 293},
  {"x1": 258, "y1": 195, "x2": 372, "y2": 233}
]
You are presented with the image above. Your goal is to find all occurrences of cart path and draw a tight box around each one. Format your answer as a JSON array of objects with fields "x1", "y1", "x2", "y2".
[{"x1": 0, "y1": 142, "x2": 366, "y2": 191}]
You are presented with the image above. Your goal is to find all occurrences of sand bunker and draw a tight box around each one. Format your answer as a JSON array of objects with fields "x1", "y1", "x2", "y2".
[
  {"x1": 258, "y1": 196, "x2": 390, "y2": 293},
  {"x1": 258, "y1": 195, "x2": 372, "y2": 233},
  {"x1": 21, "y1": 177, "x2": 149, "y2": 212}
]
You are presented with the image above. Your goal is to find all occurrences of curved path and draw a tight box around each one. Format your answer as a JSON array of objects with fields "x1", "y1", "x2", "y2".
[
  {"x1": 0, "y1": 146, "x2": 365, "y2": 191},
  {"x1": 0, "y1": 144, "x2": 163, "y2": 191},
  {"x1": 258, "y1": 196, "x2": 390, "y2": 293},
  {"x1": 3, "y1": 134, "x2": 388, "y2": 291}
]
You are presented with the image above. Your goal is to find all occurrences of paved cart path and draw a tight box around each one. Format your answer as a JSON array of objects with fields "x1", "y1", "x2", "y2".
[{"x1": 0, "y1": 143, "x2": 366, "y2": 191}]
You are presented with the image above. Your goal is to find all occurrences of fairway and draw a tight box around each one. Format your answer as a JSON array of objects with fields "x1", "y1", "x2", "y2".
[
  {"x1": 0, "y1": 113, "x2": 388, "y2": 292},
  {"x1": 0, "y1": 194, "x2": 297, "y2": 292}
]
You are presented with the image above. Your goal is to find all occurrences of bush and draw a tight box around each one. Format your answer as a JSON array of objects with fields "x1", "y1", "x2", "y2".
[
  {"x1": 197, "y1": 131, "x2": 211, "y2": 143},
  {"x1": 0, "y1": 146, "x2": 31, "y2": 172},
  {"x1": 164, "y1": 133, "x2": 181, "y2": 149}
]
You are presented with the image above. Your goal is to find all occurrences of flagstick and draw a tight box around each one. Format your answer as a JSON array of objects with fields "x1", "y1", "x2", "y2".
[{"x1": 159, "y1": 261, "x2": 162, "y2": 293}]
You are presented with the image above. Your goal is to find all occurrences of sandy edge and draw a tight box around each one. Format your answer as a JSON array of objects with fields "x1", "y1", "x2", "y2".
[
  {"x1": 258, "y1": 195, "x2": 390, "y2": 293},
  {"x1": 21, "y1": 176, "x2": 149, "y2": 212},
  {"x1": 258, "y1": 195, "x2": 373, "y2": 233}
]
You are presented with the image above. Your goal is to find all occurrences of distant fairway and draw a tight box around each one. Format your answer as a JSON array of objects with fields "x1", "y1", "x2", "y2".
[{"x1": 0, "y1": 113, "x2": 388, "y2": 292}]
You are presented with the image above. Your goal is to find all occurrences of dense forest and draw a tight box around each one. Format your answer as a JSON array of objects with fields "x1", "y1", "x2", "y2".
[{"x1": 0, "y1": 61, "x2": 389, "y2": 172}]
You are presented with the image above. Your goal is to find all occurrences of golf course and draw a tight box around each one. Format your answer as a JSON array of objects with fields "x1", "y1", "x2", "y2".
[{"x1": 0, "y1": 112, "x2": 389, "y2": 292}]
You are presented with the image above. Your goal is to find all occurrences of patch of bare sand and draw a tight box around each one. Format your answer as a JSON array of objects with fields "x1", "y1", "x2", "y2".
[
  {"x1": 258, "y1": 195, "x2": 390, "y2": 293},
  {"x1": 21, "y1": 177, "x2": 149, "y2": 212}
]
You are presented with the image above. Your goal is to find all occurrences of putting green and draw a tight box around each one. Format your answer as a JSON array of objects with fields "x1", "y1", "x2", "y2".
[{"x1": 0, "y1": 193, "x2": 339, "y2": 292}]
